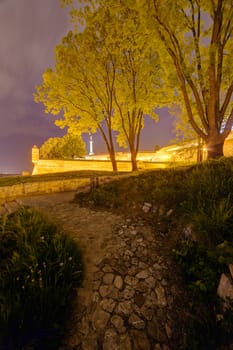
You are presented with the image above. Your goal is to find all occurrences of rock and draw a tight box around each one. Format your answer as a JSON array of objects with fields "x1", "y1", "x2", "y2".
[
  {"x1": 103, "y1": 273, "x2": 115, "y2": 285},
  {"x1": 166, "y1": 209, "x2": 173, "y2": 216},
  {"x1": 147, "y1": 316, "x2": 167, "y2": 342},
  {"x1": 134, "y1": 292, "x2": 146, "y2": 307},
  {"x1": 100, "y1": 298, "x2": 116, "y2": 313},
  {"x1": 131, "y1": 257, "x2": 139, "y2": 265},
  {"x1": 114, "y1": 275, "x2": 124, "y2": 290},
  {"x1": 155, "y1": 284, "x2": 167, "y2": 307},
  {"x1": 142, "y1": 202, "x2": 152, "y2": 213},
  {"x1": 111, "y1": 315, "x2": 126, "y2": 334},
  {"x1": 145, "y1": 276, "x2": 156, "y2": 288},
  {"x1": 125, "y1": 275, "x2": 138, "y2": 287},
  {"x1": 92, "y1": 291, "x2": 100, "y2": 303},
  {"x1": 103, "y1": 328, "x2": 119, "y2": 350},
  {"x1": 165, "y1": 322, "x2": 172, "y2": 338},
  {"x1": 127, "y1": 266, "x2": 138, "y2": 276},
  {"x1": 138, "y1": 262, "x2": 148, "y2": 269},
  {"x1": 81, "y1": 336, "x2": 99, "y2": 350},
  {"x1": 162, "y1": 345, "x2": 170, "y2": 350},
  {"x1": 116, "y1": 301, "x2": 133, "y2": 316},
  {"x1": 140, "y1": 306, "x2": 154, "y2": 321},
  {"x1": 92, "y1": 280, "x2": 101, "y2": 291},
  {"x1": 130, "y1": 330, "x2": 150, "y2": 350},
  {"x1": 103, "y1": 264, "x2": 113, "y2": 273},
  {"x1": 93, "y1": 271, "x2": 104, "y2": 281},
  {"x1": 99, "y1": 285, "x2": 118, "y2": 299},
  {"x1": 122, "y1": 286, "x2": 135, "y2": 299},
  {"x1": 125, "y1": 249, "x2": 134, "y2": 257},
  {"x1": 119, "y1": 333, "x2": 132, "y2": 350},
  {"x1": 92, "y1": 306, "x2": 110, "y2": 331},
  {"x1": 136, "y1": 270, "x2": 149, "y2": 279},
  {"x1": 135, "y1": 280, "x2": 148, "y2": 293},
  {"x1": 161, "y1": 279, "x2": 168, "y2": 287},
  {"x1": 128, "y1": 313, "x2": 145, "y2": 330},
  {"x1": 154, "y1": 345, "x2": 162, "y2": 350},
  {"x1": 229, "y1": 264, "x2": 233, "y2": 279},
  {"x1": 158, "y1": 205, "x2": 165, "y2": 216},
  {"x1": 217, "y1": 273, "x2": 233, "y2": 301}
]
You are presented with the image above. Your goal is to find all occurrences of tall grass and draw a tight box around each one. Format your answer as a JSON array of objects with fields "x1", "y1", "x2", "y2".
[
  {"x1": 0, "y1": 207, "x2": 83, "y2": 349},
  {"x1": 75, "y1": 157, "x2": 233, "y2": 245},
  {"x1": 181, "y1": 158, "x2": 233, "y2": 244}
]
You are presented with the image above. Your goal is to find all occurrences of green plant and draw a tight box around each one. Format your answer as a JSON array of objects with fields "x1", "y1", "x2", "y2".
[
  {"x1": 0, "y1": 207, "x2": 83, "y2": 349},
  {"x1": 188, "y1": 196, "x2": 233, "y2": 245},
  {"x1": 173, "y1": 240, "x2": 220, "y2": 297},
  {"x1": 177, "y1": 159, "x2": 233, "y2": 245},
  {"x1": 174, "y1": 240, "x2": 233, "y2": 349},
  {"x1": 75, "y1": 179, "x2": 122, "y2": 209}
]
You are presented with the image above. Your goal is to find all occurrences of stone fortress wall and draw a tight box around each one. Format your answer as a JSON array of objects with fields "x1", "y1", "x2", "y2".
[
  {"x1": 32, "y1": 132, "x2": 233, "y2": 175},
  {"x1": 0, "y1": 133, "x2": 232, "y2": 207},
  {"x1": 0, "y1": 178, "x2": 91, "y2": 206}
]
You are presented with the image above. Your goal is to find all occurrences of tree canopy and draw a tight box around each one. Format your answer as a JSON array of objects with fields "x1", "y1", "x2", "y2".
[
  {"x1": 61, "y1": 0, "x2": 233, "y2": 159},
  {"x1": 39, "y1": 133, "x2": 86, "y2": 160},
  {"x1": 35, "y1": 27, "x2": 119, "y2": 170},
  {"x1": 137, "y1": 0, "x2": 233, "y2": 158},
  {"x1": 35, "y1": 0, "x2": 172, "y2": 170}
]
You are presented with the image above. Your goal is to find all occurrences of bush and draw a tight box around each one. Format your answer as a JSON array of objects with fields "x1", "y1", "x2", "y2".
[
  {"x1": 181, "y1": 158, "x2": 233, "y2": 245},
  {"x1": 173, "y1": 240, "x2": 233, "y2": 298},
  {"x1": 0, "y1": 207, "x2": 83, "y2": 349},
  {"x1": 173, "y1": 240, "x2": 233, "y2": 349}
]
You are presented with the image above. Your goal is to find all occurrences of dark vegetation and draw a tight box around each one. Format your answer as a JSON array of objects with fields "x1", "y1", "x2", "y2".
[
  {"x1": 75, "y1": 157, "x2": 233, "y2": 349},
  {"x1": 0, "y1": 158, "x2": 233, "y2": 349},
  {"x1": 0, "y1": 207, "x2": 83, "y2": 350}
]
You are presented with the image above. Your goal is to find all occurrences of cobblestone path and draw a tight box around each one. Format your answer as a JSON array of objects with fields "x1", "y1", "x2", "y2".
[{"x1": 4, "y1": 192, "x2": 187, "y2": 350}]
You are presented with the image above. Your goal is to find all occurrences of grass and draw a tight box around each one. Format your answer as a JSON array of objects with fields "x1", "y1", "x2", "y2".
[
  {"x1": 75, "y1": 157, "x2": 233, "y2": 244},
  {"x1": 74, "y1": 156, "x2": 233, "y2": 349},
  {"x1": 0, "y1": 170, "x2": 127, "y2": 187},
  {"x1": 0, "y1": 207, "x2": 83, "y2": 350}
]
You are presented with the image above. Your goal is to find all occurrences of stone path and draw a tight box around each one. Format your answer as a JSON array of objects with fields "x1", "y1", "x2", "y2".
[{"x1": 1, "y1": 191, "x2": 187, "y2": 350}]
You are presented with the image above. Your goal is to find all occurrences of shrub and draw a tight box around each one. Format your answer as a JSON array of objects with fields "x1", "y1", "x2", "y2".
[
  {"x1": 173, "y1": 240, "x2": 233, "y2": 297},
  {"x1": 173, "y1": 240, "x2": 233, "y2": 349},
  {"x1": 0, "y1": 207, "x2": 83, "y2": 349},
  {"x1": 181, "y1": 158, "x2": 233, "y2": 245},
  {"x1": 76, "y1": 179, "x2": 123, "y2": 209}
]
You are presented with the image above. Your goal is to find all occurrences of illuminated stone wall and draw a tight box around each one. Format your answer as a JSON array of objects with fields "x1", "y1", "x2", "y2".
[
  {"x1": 224, "y1": 136, "x2": 233, "y2": 156},
  {"x1": 32, "y1": 159, "x2": 134, "y2": 175},
  {"x1": 32, "y1": 133, "x2": 233, "y2": 175},
  {"x1": 0, "y1": 177, "x2": 90, "y2": 205}
]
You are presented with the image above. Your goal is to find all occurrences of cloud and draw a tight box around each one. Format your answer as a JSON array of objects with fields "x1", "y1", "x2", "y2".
[
  {"x1": 0, "y1": 0, "x2": 70, "y2": 171},
  {"x1": 0, "y1": 0, "x2": 70, "y2": 96}
]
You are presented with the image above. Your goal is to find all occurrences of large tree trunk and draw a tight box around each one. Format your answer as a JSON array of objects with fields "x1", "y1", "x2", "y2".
[
  {"x1": 109, "y1": 151, "x2": 118, "y2": 171},
  {"x1": 130, "y1": 150, "x2": 138, "y2": 171},
  {"x1": 206, "y1": 134, "x2": 225, "y2": 159},
  {"x1": 98, "y1": 124, "x2": 118, "y2": 172},
  {"x1": 131, "y1": 156, "x2": 138, "y2": 171}
]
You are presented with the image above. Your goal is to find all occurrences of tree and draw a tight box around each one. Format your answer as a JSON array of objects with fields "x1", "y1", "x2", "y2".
[
  {"x1": 93, "y1": 4, "x2": 168, "y2": 170},
  {"x1": 39, "y1": 133, "x2": 86, "y2": 159},
  {"x1": 136, "y1": 0, "x2": 233, "y2": 159},
  {"x1": 57, "y1": 0, "x2": 171, "y2": 171},
  {"x1": 35, "y1": 27, "x2": 119, "y2": 171}
]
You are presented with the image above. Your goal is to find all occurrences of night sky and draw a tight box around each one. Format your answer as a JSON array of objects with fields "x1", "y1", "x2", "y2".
[{"x1": 0, "y1": 0, "x2": 175, "y2": 174}]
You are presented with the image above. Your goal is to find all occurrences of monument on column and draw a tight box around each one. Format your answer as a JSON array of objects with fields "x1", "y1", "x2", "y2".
[
  {"x1": 89, "y1": 134, "x2": 94, "y2": 155},
  {"x1": 32, "y1": 145, "x2": 39, "y2": 164}
]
